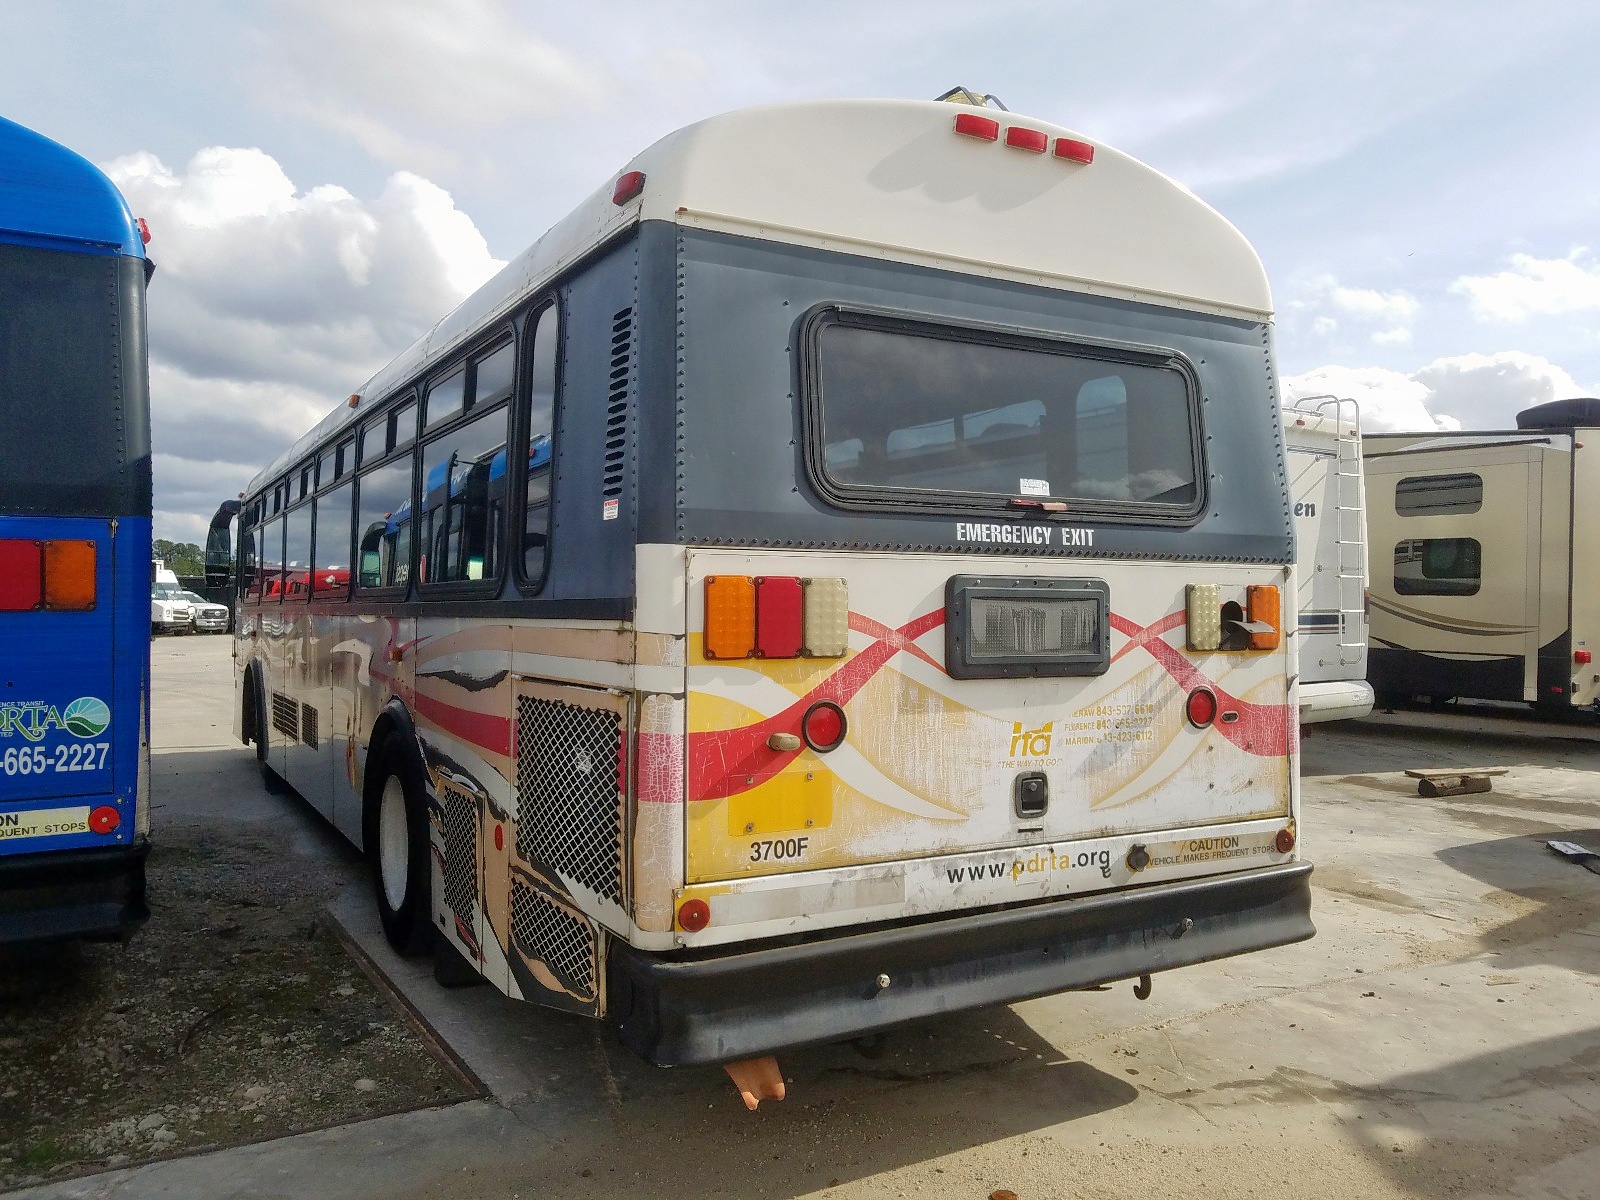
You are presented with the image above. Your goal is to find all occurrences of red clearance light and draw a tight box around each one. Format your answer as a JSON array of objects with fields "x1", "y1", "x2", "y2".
[
  {"x1": 1004, "y1": 126, "x2": 1049, "y2": 153},
  {"x1": 677, "y1": 898, "x2": 711, "y2": 933},
  {"x1": 953, "y1": 113, "x2": 1000, "y2": 141},
  {"x1": 612, "y1": 170, "x2": 646, "y2": 205},
  {"x1": 1186, "y1": 687, "x2": 1218, "y2": 728},
  {"x1": 1053, "y1": 138, "x2": 1095, "y2": 164},
  {"x1": 134, "y1": 217, "x2": 151, "y2": 245},
  {"x1": 0, "y1": 540, "x2": 42, "y2": 611},
  {"x1": 801, "y1": 701, "x2": 847, "y2": 753},
  {"x1": 1576, "y1": 649, "x2": 1593, "y2": 666},
  {"x1": 755, "y1": 576, "x2": 804, "y2": 659}
]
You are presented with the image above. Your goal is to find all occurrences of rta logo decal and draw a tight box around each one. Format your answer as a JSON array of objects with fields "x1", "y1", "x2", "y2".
[{"x1": 1008, "y1": 721, "x2": 1053, "y2": 758}]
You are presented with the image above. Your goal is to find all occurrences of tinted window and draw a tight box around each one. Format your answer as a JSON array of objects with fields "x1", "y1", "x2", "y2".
[
  {"x1": 253, "y1": 517, "x2": 283, "y2": 601},
  {"x1": 812, "y1": 317, "x2": 1199, "y2": 512},
  {"x1": 1395, "y1": 472, "x2": 1483, "y2": 515},
  {"x1": 419, "y1": 407, "x2": 508, "y2": 585},
  {"x1": 475, "y1": 340, "x2": 515, "y2": 406},
  {"x1": 355, "y1": 459, "x2": 413, "y2": 589},
  {"x1": 238, "y1": 521, "x2": 258, "y2": 599},
  {"x1": 1394, "y1": 538, "x2": 1481, "y2": 596},
  {"x1": 524, "y1": 305, "x2": 558, "y2": 586},
  {"x1": 0, "y1": 246, "x2": 148, "y2": 516},
  {"x1": 426, "y1": 367, "x2": 465, "y2": 428},
  {"x1": 283, "y1": 503, "x2": 313, "y2": 601},
  {"x1": 313, "y1": 481, "x2": 353, "y2": 597}
]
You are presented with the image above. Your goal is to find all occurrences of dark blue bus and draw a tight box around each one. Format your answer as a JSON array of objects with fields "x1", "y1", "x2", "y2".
[{"x1": 0, "y1": 115, "x2": 153, "y2": 945}]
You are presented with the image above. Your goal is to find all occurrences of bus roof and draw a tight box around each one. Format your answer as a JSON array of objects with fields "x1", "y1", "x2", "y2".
[
  {"x1": 252, "y1": 97, "x2": 1270, "y2": 492},
  {"x1": 0, "y1": 116, "x2": 146, "y2": 258}
]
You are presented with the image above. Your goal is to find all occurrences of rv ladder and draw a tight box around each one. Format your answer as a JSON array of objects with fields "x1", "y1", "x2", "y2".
[{"x1": 1318, "y1": 396, "x2": 1367, "y2": 667}]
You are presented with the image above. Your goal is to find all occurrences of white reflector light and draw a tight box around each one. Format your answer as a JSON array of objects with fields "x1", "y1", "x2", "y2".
[{"x1": 801, "y1": 577, "x2": 849, "y2": 657}]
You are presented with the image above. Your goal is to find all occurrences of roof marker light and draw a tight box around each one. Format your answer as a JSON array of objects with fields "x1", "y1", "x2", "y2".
[
  {"x1": 612, "y1": 170, "x2": 646, "y2": 205},
  {"x1": 1053, "y1": 138, "x2": 1095, "y2": 164},
  {"x1": 134, "y1": 217, "x2": 151, "y2": 245},
  {"x1": 347, "y1": 393, "x2": 361, "y2": 408},
  {"x1": 1004, "y1": 127, "x2": 1049, "y2": 153},
  {"x1": 954, "y1": 113, "x2": 1000, "y2": 141}
]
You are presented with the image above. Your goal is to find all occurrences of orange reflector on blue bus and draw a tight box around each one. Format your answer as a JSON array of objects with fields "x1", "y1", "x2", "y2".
[
  {"x1": 704, "y1": 575, "x2": 850, "y2": 660},
  {"x1": 43, "y1": 540, "x2": 96, "y2": 610}
]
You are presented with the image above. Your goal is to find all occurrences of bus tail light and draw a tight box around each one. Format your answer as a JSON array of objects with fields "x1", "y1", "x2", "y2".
[
  {"x1": 1186, "y1": 687, "x2": 1218, "y2": 728},
  {"x1": 0, "y1": 539, "x2": 95, "y2": 611},
  {"x1": 1185, "y1": 583, "x2": 1221, "y2": 652},
  {"x1": 704, "y1": 576, "x2": 849, "y2": 660},
  {"x1": 43, "y1": 541, "x2": 96, "y2": 610},
  {"x1": 1246, "y1": 584, "x2": 1281, "y2": 650},
  {"x1": 0, "y1": 540, "x2": 42, "y2": 610},
  {"x1": 1576, "y1": 649, "x2": 1592, "y2": 666},
  {"x1": 801, "y1": 701, "x2": 848, "y2": 753}
]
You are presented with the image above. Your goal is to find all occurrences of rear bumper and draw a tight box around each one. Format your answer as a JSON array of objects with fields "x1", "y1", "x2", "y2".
[
  {"x1": 0, "y1": 843, "x2": 150, "y2": 947},
  {"x1": 607, "y1": 861, "x2": 1313, "y2": 1066},
  {"x1": 1298, "y1": 679, "x2": 1375, "y2": 724}
]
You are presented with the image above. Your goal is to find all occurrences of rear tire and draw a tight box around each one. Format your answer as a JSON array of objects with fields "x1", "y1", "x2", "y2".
[{"x1": 371, "y1": 745, "x2": 433, "y2": 957}]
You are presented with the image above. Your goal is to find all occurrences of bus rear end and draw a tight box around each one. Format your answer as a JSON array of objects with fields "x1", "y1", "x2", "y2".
[
  {"x1": 0, "y1": 117, "x2": 152, "y2": 946},
  {"x1": 603, "y1": 97, "x2": 1309, "y2": 1064}
]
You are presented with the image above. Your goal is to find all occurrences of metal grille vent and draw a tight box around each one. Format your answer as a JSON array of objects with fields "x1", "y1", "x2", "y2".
[
  {"x1": 270, "y1": 692, "x2": 298, "y2": 739},
  {"x1": 511, "y1": 879, "x2": 595, "y2": 999},
  {"x1": 439, "y1": 780, "x2": 479, "y2": 929},
  {"x1": 602, "y1": 307, "x2": 631, "y2": 500},
  {"x1": 299, "y1": 704, "x2": 319, "y2": 749},
  {"x1": 514, "y1": 695, "x2": 624, "y2": 905}
]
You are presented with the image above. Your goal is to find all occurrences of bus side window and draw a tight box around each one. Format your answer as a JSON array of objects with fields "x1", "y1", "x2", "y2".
[
  {"x1": 419, "y1": 406, "x2": 507, "y2": 585},
  {"x1": 256, "y1": 517, "x2": 283, "y2": 602},
  {"x1": 354, "y1": 458, "x2": 413, "y2": 589},
  {"x1": 523, "y1": 303, "x2": 559, "y2": 588},
  {"x1": 283, "y1": 503, "x2": 312, "y2": 601},
  {"x1": 313, "y1": 481, "x2": 354, "y2": 597},
  {"x1": 238, "y1": 522, "x2": 258, "y2": 600}
]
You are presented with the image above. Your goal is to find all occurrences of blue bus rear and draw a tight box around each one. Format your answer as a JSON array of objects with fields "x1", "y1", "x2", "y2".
[{"x1": 0, "y1": 115, "x2": 152, "y2": 945}]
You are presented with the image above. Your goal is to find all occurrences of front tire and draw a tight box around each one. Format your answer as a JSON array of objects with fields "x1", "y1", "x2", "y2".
[{"x1": 371, "y1": 746, "x2": 433, "y2": 957}]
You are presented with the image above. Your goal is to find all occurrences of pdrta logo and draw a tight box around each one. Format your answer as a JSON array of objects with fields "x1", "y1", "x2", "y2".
[{"x1": 63, "y1": 697, "x2": 111, "y2": 738}]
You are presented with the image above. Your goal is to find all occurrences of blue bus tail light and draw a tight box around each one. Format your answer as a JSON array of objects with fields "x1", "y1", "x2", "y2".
[{"x1": 0, "y1": 539, "x2": 42, "y2": 610}]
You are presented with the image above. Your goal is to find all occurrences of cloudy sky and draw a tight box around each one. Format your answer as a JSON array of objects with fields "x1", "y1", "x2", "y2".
[{"x1": 5, "y1": 1, "x2": 1599, "y2": 541}]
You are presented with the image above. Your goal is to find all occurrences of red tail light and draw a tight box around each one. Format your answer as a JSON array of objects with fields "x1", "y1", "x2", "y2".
[
  {"x1": 754, "y1": 577, "x2": 803, "y2": 659},
  {"x1": 0, "y1": 540, "x2": 42, "y2": 610},
  {"x1": 1186, "y1": 687, "x2": 1218, "y2": 728},
  {"x1": 1576, "y1": 649, "x2": 1592, "y2": 666},
  {"x1": 801, "y1": 701, "x2": 848, "y2": 753}
]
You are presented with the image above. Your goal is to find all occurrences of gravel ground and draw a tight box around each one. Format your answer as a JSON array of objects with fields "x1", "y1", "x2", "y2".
[{"x1": 0, "y1": 640, "x2": 478, "y2": 1192}]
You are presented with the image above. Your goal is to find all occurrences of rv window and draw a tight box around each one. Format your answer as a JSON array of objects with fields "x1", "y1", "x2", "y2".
[
  {"x1": 1395, "y1": 472, "x2": 1483, "y2": 515},
  {"x1": 808, "y1": 315, "x2": 1200, "y2": 516},
  {"x1": 1393, "y1": 537, "x2": 1481, "y2": 596}
]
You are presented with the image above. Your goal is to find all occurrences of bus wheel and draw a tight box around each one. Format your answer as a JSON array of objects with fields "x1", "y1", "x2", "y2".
[
  {"x1": 252, "y1": 688, "x2": 288, "y2": 795},
  {"x1": 372, "y1": 750, "x2": 433, "y2": 957}
]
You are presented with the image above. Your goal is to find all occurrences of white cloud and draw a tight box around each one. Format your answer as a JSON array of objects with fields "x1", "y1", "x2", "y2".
[
  {"x1": 1451, "y1": 249, "x2": 1600, "y2": 322},
  {"x1": 261, "y1": 0, "x2": 607, "y2": 172},
  {"x1": 104, "y1": 146, "x2": 504, "y2": 541},
  {"x1": 1287, "y1": 275, "x2": 1420, "y2": 348},
  {"x1": 1284, "y1": 350, "x2": 1583, "y2": 432}
]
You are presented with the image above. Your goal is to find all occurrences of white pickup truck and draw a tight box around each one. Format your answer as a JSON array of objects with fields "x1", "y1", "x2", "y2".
[{"x1": 151, "y1": 565, "x2": 192, "y2": 635}]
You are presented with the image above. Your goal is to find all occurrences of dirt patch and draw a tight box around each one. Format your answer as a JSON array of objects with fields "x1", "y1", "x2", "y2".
[{"x1": 0, "y1": 819, "x2": 479, "y2": 1191}]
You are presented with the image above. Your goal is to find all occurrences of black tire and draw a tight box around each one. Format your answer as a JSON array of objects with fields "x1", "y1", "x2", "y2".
[
  {"x1": 370, "y1": 743, "x2": 433, "y2": 957},
  {"x1": 251, "y1": 678, "x2": 288, "y2": 795}
]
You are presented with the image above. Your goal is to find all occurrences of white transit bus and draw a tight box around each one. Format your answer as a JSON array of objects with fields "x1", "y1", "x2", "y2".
[{"x1": 210, "y1": 93, "x2": 1311, "y2": 1088}]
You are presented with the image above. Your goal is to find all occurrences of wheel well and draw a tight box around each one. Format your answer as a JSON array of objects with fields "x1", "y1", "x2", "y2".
[
  {"x1": 241, "y1": 664, "x2": 259, "y2": 746},
  {"x1": 360, "y1": 715, "x2": 403, "y2": 857}
]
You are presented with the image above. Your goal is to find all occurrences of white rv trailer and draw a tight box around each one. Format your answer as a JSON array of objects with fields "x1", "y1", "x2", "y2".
[
  {"x1": 1364, "y1": 397, "x2": 1600, "y2": 713},
  {"x1": 208, "y1": 94, "x2": 1311, "y2": 1075},
  {"x1": 1281, "y1": 398, "x2": 1371, "y2": 723}
]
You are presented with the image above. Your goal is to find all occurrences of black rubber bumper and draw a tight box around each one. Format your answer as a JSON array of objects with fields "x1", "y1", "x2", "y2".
[
  {"x1": 0, "y1": 843, "x2": 150, "y2": 947},
  {"x1": 608, "y1": 861, "x2": 1313, "y2": 1066}
]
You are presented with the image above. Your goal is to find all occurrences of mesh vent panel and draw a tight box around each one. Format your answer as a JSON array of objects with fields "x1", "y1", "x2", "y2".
[
  {"x1": 440, "y1": 781, "x2": 479, "y2": 927},
  {"x1": 511, "y1": 879, "x2": 595, "y2": 998},
  {"x1": 515, "y1": 695, "x2": 624, "y2": 905},
  {"x1": 299, "y1": 704, "x2": 319, "y2": 748},
  {"x1": 603, "y1": 307, "x2": 631, "y2": 499},
  {"x1": 270, "y1": 692, "x2": 298, "y2": 739}
]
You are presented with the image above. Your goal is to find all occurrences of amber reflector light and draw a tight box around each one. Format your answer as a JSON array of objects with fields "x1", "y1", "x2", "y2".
[{"x1": 43, "y1": 541, "x2": 96, "y2": 610}]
